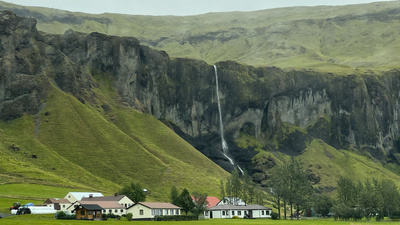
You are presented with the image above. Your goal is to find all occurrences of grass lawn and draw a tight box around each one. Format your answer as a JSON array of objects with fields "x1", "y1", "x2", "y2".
[{"x1": 0, "y1": 214, "x2": 387, "y2": 225}]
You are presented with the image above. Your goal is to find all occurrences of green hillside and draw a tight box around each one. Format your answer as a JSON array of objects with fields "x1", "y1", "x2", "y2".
[
  {"x1": 0, "y1": 74, "x2": 228, "y2": 201},
  {"x1": 249, "y1": 138, "x2": 400, "y2": 195}
]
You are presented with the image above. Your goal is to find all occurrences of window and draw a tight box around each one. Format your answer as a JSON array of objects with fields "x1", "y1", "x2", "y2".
[
  {"x1": 97, "y1": 211, "x2": 101, "y2": 215},
  {"x1": 81, "y1": 210, "x2": 85, "y2": 215},
  {"x1": 232, "y1": 211, "x2": 235, "y2": 216},
  {"x1": 152, "y1": 209, "x2": 155, "y2": 215},
  {"x1": 266, "y1": 210, "x2": 270, "y2": 215},
  {"x1": 262, "y1": 210, "x2": 264, "y2": 215},
  {"x1": 62, "y1": 205, "x2": 65, "y2": 208},
  {"x1": 238, "y1": 211, "x2": 241, "y2": 216},
  {"x1": 222, "y1": 211, "x2": 225, "y2": 216},
  {"x1": 109, "y1": 209, "x2": 112, "y2": 213},
  {"x1": 103, "y1": 210, "x2": 106, "y2": 213},
  {"x1": 88, "y1": 211, "x2": 92, "y2": 215},
  {"x1": 115, "y1": 209, "x2": 118, "y2": 213},
  {"x1": 121, "y1": 209, "x2": 124, "y2": 213},
  {"x1": 176, "y1": 209, "x2": 179, "y2": 215},
  {"x1": 226, "y1": 211, "x2": 229, "y2": 216},
  {"x1": 170, "y1": 209, "x2": 173, "y2": 215},
  {"x1": 140, "y1": 209, "x2": 144, "y2": 215}
]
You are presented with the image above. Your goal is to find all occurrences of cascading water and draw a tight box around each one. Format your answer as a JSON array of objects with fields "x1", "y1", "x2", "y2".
[{"x1": 213, "y1": 65, "x2": 243, "y2": 174}]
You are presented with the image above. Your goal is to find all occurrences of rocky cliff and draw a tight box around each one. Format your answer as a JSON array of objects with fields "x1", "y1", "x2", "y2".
[{"x1": 2, "y1": 11, "x2": 400, "y2": 184}]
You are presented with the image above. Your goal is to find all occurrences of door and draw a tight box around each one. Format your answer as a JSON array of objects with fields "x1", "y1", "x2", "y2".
[{"x1": 210, "y1": 211, "x2": 213, "y2": 219}]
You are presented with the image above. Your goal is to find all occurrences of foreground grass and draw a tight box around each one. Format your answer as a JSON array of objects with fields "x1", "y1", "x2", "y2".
[{"x1": 0, "y1": 214, "x2": 386, "y2": 225}]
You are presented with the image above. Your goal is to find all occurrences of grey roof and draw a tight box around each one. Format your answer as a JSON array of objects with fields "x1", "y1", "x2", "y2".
[
  {"x1": 66, "y1": 192, "x2": 103, "y2": 201},
  {"x1": 207, "y1": 204, "x2": 271, "y2": 211},
  {"x1": 77, "y1": 204, "x2": 103, "y2": 211},
  {"x1": 81, "y1": 195, "x2": 127, "y2": 202}
]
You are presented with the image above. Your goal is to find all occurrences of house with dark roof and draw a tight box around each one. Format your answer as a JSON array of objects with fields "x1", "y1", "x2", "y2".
[
  {"x1": 126, "y1": 202, "x2": 180, "y2": 220},
  {"x1": 73, "y1": 204, "x2": 103, "y2": 220},
  {"x1": 205, "y1": 204, "x2": 272, "y2": 219},
  {"x1": 81, "y1": 194, "x2": 134, "y2": 208}
]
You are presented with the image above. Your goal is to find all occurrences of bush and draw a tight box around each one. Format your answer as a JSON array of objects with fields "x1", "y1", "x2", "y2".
[
  {"x1": 154, "y1": 215, "x2": 198, "y2": 221},
  {"x1": 56, "y1": 211, "x2": 75, "y2": 220},
  {"x1": 126, "y1": 213, "x2": 133, "y2": 221},
  {"x1": 271, "y1": 212, "x2": 279, "y2": 220}
]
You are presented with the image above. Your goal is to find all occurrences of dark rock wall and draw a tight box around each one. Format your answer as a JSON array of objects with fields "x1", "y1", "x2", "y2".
[{"x1": 2, "y1": 11, "x2": 400, "y2": 173}]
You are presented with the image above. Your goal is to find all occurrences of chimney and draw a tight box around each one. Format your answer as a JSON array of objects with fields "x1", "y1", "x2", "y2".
[
  {"x1": 114, "y1": 193, "x2": 118, "y2": 196},
  {"x1": 89, "y1": 194, "x2": 93, "y2": 198}
]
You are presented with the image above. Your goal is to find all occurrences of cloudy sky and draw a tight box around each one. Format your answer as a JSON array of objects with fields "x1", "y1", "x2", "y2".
[{"x1": 3, "y1": 0, "x2": 397, "y2": 16}]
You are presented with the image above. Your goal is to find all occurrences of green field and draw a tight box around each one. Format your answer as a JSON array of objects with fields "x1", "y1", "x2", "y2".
[{"x1": 0, "y1": 214, "x2": 390, "y2": 225}]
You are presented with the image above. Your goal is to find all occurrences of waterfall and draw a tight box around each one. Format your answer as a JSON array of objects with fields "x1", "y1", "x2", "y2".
[{"x1": 213, "y1": 65, "x2": 243, "y2": 174}]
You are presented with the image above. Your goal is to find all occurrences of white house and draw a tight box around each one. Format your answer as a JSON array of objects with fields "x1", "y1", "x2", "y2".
[
  {"x1": 66, "y1": 200, "x2": 126, "y2": 216},
  {"x1": 43, "y1": 198, "x2": 72, "y2": 211},
  {"x1": 126, "y1": 202, "x2": 180, "y2": 220},
  {"x1": 64, "y1": 192, "x2": 103, "y2": 203},
  {"x1": 81, "y1": 194, "x2": 134, "y2": 208},
  {"x1": 217, "y1": 197, "x2": 246, "y2": 206},
  {"x1": 205, "y1": 204, "x2": 272, "y2": 219}
]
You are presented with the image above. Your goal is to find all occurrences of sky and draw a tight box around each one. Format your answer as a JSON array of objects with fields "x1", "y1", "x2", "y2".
[{"x1": 2, "y1": 0, "x2": 397, "y2": 16}]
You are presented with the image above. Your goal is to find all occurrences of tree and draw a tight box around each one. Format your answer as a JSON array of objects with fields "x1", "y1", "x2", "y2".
[
  {"x1": 120, "y1": 182, "x2": 146, "y2": 203},
  {"x1": 336, "y1": 176, "x2": 357, "y2": 207},
  {"x1": 191, "y1": 191, "x2": 209, "y2": 216},
  {"x1": 268, "y1": 163, "x2": 288, "y2": 219},
  {"x1": 231, "y1": 168, "x2": 242, "y2": 205},
  {"x1": 178, "y1": 188, "x2": 195, "y2": 215},
  {"x1": 241, "y1": 169, "x2": 252, "y2": 205},
  {"x1": 219, "y1": 179, "x2": 225, "y2": 200},
  {"x1": 313, "y1": 194, "x2": 333, "y2": 216},
  {"x1": 170, "y1": 185, "x2": 180, "y2": 206}
]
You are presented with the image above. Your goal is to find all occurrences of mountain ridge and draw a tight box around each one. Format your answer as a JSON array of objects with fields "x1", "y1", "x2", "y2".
[
  {"x1": 2, "y1": 2, "x2": 400, "y2": 199},
  {"x1": 1, "y1": 1, "x2": 400, "y2": 71}
]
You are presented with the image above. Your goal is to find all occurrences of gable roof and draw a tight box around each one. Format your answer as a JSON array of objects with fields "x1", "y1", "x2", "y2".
[
  {"x1": 81, "y1": 195, "x2": 128, "y2": 202},
  {"x1": 65, "y1": 192, "x2": 103, "y2": 201},
  {"x1": 80, "y1": 201, "x2": 125, "y2": 209},
  {"x1": 191, "y1": 196, "x2": 220, "y2": 208},
  {"x1": 207, "y1": 204, "x2": 271, "y2": 211},
  {"x1": 43, "y1": 198, "x2": 70, "y2": 204},
  {"x1": 206, "y1": 197, "x2": 220, "y2": 208},
  {"x1": 128, "y1": 202, "x2": 180, "y2": 209},
  {"x1": 75, "y1": 204, "x2": 103, "y2": 211}
]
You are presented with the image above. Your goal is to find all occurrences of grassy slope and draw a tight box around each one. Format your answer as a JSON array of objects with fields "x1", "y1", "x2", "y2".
[
  {"x1": 0, "y1": 75, "x2": 228, "y2": 203},
  {"x1": 248, "y1": 138, "x2": 400, "y2": 193}
]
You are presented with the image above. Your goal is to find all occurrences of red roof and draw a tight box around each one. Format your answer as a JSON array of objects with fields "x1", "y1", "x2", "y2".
[
  {"x1": 191, "y1": 196, "x2": 220, "y2": 208},
  {"x1": 206, "y1": 197, "x2": 220, "y2": 208}
]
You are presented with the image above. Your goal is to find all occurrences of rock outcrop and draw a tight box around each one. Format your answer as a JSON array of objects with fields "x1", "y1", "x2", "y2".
[{"x1": 2, "y1": 11, "x2": 400, "y2": 178}]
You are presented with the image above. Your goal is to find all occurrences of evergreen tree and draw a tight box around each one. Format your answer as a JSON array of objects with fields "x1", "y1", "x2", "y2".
[
  {"x1": 231, "y1": 168, "x2": 242, "y2": 205},
  {"x1": 170, "y1": 185, "x2": 180, "y2": 206},
  {"x1": 178, "y1": 188, "x2": 195, "y2": 215}
]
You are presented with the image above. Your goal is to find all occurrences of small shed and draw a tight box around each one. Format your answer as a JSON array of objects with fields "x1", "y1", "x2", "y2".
[{"x1": 73, "y1": 204, "x2": 103, "y2": 220}]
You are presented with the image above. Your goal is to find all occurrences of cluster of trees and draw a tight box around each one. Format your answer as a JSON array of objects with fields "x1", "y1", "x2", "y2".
[
  {"x1": 330, "y1": 177, "x2": 400, "y2": 221},
  {"x1": 267, "y1": 158, "x2": 400, "y2": 221},
  {"x1": 170, "y1": 186, "x2": 207, "y2": 216},
  {"x1": 267, "y1": 159, "x2": 313, "y2": 220},
  {"x1": 219, "y1": 169, "x2": 265, "y2": 205}
]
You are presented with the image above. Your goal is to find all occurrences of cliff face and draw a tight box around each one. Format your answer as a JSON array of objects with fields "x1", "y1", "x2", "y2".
[{"x1": 2, "y1": 11, "x2": 400, "y2": 178}]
